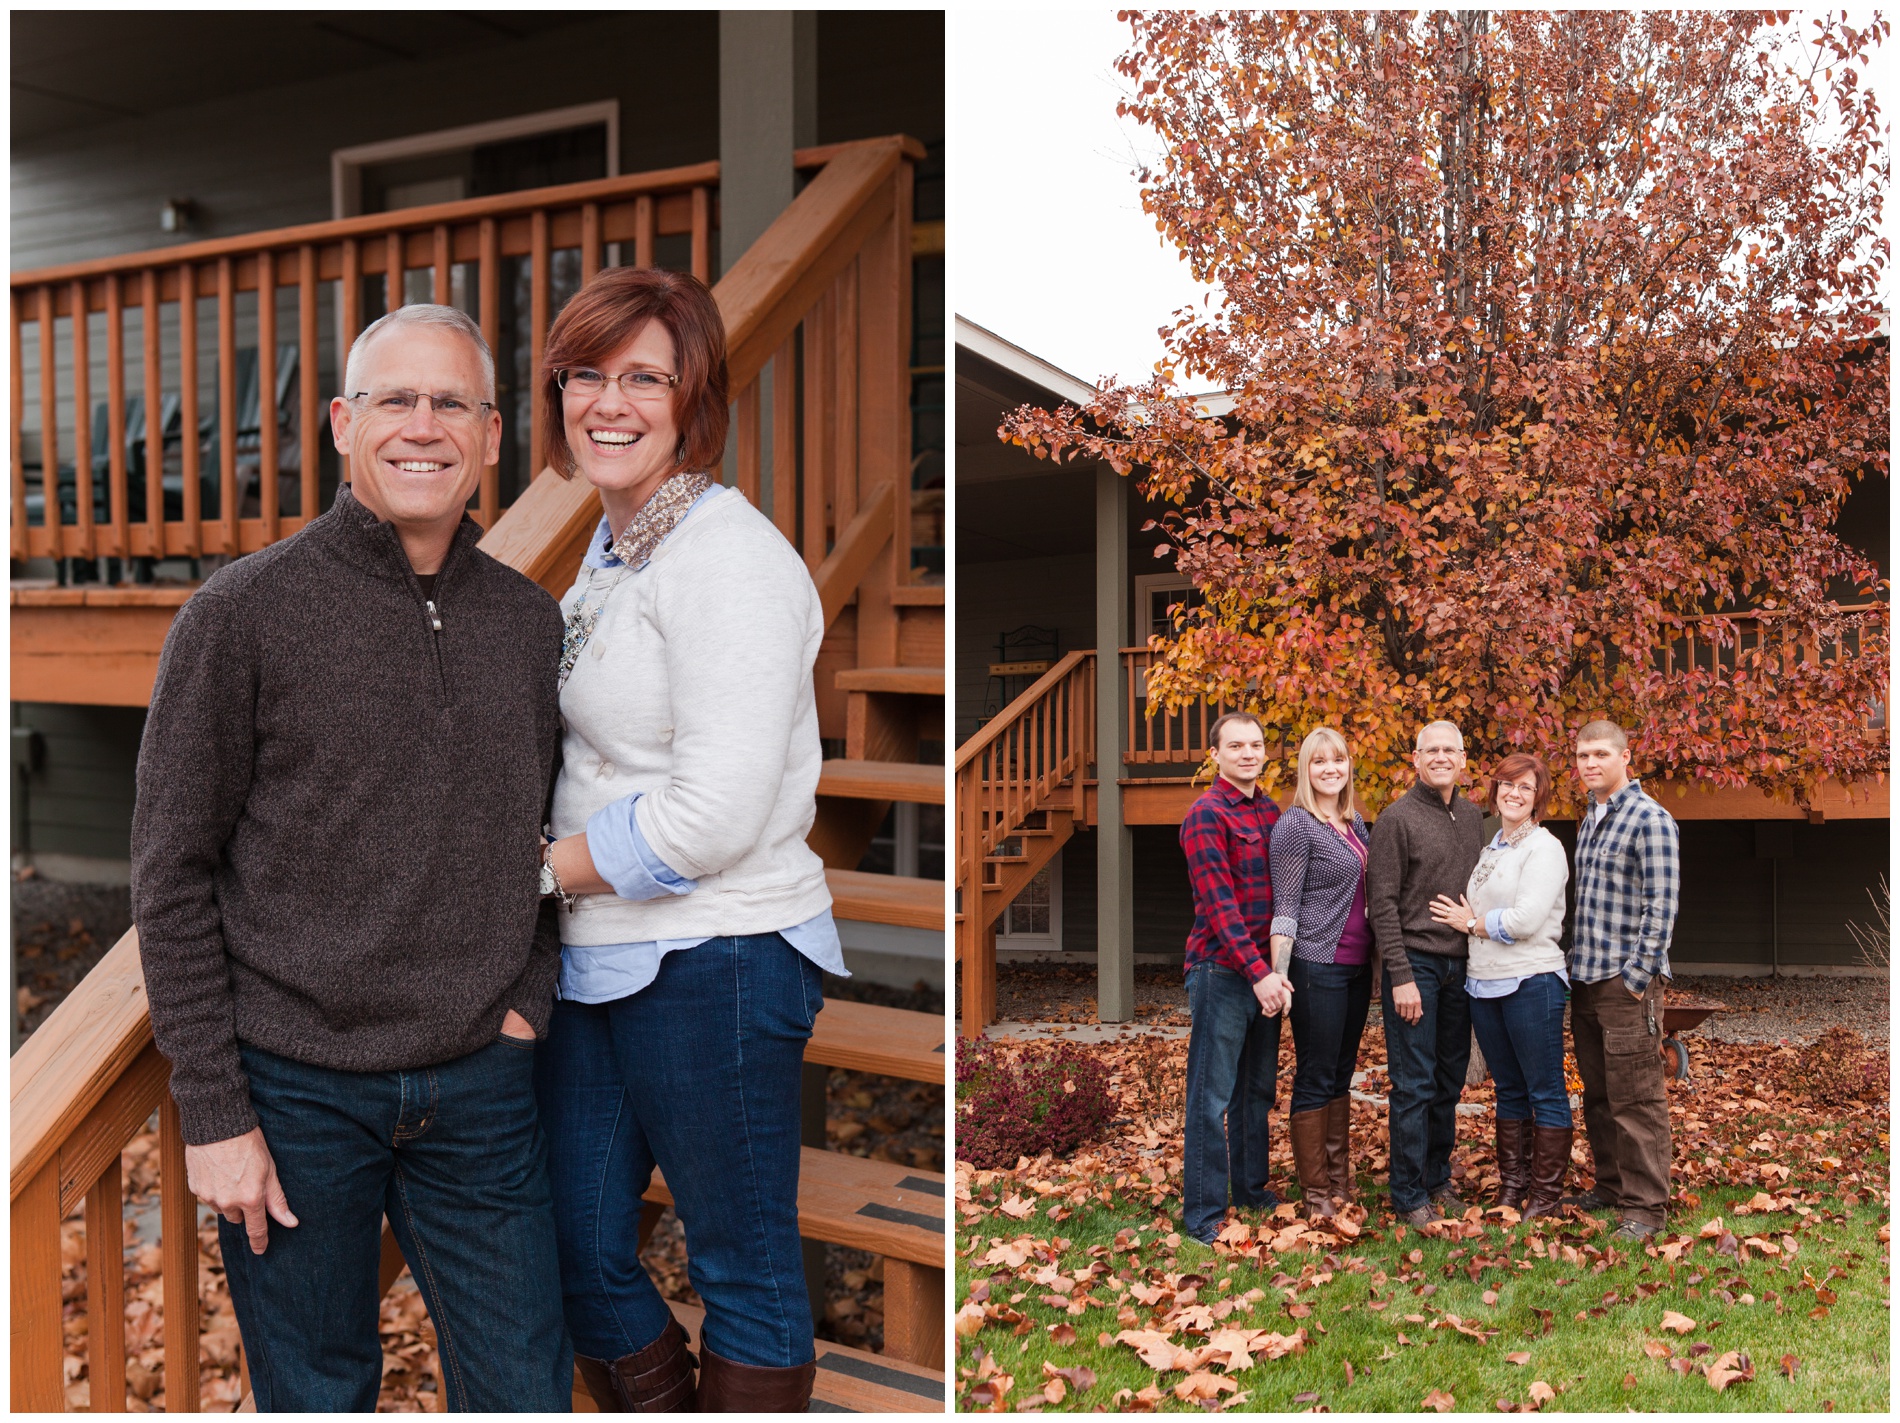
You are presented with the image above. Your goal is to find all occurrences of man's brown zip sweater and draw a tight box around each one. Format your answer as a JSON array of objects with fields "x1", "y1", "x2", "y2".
[
  {"x1": 131, "y1": 485, "x2": 564, "y2": 1144},
  {"x1": 1366, "y1": 778, "x2": 1486, "y2": 987}
]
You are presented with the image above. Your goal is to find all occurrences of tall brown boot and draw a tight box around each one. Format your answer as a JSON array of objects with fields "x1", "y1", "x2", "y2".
[
  {"x1": 1523, "y1": 1125, "x2": 1573, "y2": 1219},
  {"x1": 1324, "y1": 1096, "x2": 1355, "y2": 1209},
  {"x1": 1289, "y1": 1107, "x2": 1336, "y2": 1220},
  {"x1": 695, "y1": 1343, "x2": 817, "y2": 1413},
  {"x1": 575, "y1": 1318, "x2": 697, "y2": 1411},
  {"x1": 1494, "y1": 1117, "x2": 1533, "y2": 1212}
]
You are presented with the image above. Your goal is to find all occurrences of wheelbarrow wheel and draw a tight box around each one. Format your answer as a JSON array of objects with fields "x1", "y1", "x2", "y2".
[{"x1": 1659, "y1": 1036, "x2": 1690, "y2": 1083}]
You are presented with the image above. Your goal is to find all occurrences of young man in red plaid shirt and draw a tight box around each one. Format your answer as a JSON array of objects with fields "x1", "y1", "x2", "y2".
[{"x1": 1180, "y1": 711, "x2": 1293, "y2": 1244}]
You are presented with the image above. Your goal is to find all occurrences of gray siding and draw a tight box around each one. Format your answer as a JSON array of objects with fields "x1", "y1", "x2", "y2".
[
  {"x1": 14, "y1": 703, "x2": 146, "y2": 862},
  {"x1": 955, "y1": 552, "x2": 1095, "y2": 739}
]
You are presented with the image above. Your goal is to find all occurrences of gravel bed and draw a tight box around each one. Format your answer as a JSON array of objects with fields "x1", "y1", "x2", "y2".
[{"x1": 991, "y1": 960, "x2": 1888, "y2": 1048}]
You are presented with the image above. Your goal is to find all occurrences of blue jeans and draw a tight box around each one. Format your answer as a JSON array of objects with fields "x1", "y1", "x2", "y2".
[
  {"x1": 1468, "y1": 973, "x2": 1572, "y2": 1130},
  {"x1": 1381, "y1": 950, "x2": 1471, "y2": 1213},
  {"x1": 1182, "y1": 963, "x2": 1282, "y2": 1243},
  {"x1": 219, "y1": 1039, "x2": 572, "y2": 1412},
  {"x1": 534, "y1": 933, "x2": 820, "y2": 1369},
  {"x1": 1288, "y1": 958, "x2": 1372, "y2": 1112}
]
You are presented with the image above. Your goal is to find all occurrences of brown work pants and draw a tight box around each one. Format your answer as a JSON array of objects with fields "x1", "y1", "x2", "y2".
[{"x1": 1570, "y1": 975, "x2": 1672, "y2": 1226}]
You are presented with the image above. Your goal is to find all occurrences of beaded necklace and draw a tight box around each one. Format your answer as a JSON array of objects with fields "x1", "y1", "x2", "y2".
[{"x1": 558, "y1": 471, "x2": 714, "y2": 690}]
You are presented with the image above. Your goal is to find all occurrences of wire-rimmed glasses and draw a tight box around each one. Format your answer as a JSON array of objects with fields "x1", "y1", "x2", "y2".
[{"x1": 557, "y1": 368, "x2": 680, "y2": 402}]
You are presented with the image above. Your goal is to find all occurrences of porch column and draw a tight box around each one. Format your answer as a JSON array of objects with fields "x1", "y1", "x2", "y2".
[
  {"x1": 718, "y1": 11, "x2": 817, "y2": 507},
  {"x1": 1095, "y1": 465, "x2": 1134, "y2": 1022}
]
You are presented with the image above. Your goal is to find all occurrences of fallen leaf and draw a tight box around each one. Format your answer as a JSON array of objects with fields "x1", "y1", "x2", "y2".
[
  {"x1": 1706, "y1": 1350, "x2": 1755, "y2": 1393},
  {"x1": 1780, "y1": 1354, "x2": 1801, "y2": 1379},
  {"x1": 1622, "y1": 1373, "x2": 1638, "y2": 1390},
  {"x1": 1174, "y1": 1370, "x2": 1237, "y2": 1402},
  {"x1": 1643, "y1": 1339, "x2": 1674, "y2": 1360},
  {"x1": 1659, "y1": 1310, "x2": 1697, "y2": 1335},
  {"x1": 1506, "y1": 1352, "x2": 1532, "y2": 1366},
  {"x1": 1423, "y1": 1388, "x2": 1457, "y2": 1412},
  {"x1": 1047, "y1": 1322, "x2": 1076, "y2": 1347},
  {"x1": 1528, "y1": 1380, "x2": 1555, "y2": 1407}
]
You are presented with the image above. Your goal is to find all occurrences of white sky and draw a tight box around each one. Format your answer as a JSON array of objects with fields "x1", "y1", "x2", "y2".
[{"x1": 948, "y1": 9, "x2": 1220, "y2": 389}]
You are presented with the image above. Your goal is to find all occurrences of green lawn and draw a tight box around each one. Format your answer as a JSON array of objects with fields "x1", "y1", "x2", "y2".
[{"x1": 955, "y1": 1181, "x2": 1889, "y2": 1411}]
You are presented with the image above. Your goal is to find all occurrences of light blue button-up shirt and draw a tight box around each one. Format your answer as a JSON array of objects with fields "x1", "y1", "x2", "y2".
[{"x1": 557, "y1": 496, "x2": 847, "y2": 1004}]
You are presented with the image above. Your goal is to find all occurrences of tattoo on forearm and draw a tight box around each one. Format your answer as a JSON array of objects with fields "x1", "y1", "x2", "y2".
[{"x1": 1270, "y1": 936, "x2": 1292, "y2": 976}]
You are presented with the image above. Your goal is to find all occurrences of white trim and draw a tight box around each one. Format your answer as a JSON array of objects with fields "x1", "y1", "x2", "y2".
[
  {"x1": 1668, "y1": 961, "x2": 1887, "y2": 980},
  {"x1": 331, "y1": 101, "x2": 621, "y2": 219},
  {"x1": 955, "y1": 313, "x2": 1235, "y2": 417},
  {"x1": 1134, "y1": 571, "x2": 1198, "y2": 643},
  {"x1": 997, "y1": 846, "x2": 1063, "y2": 947}
]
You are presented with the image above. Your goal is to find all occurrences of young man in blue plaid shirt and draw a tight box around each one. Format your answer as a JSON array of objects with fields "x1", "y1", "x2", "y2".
[{"x1": 1567, "y1": 719, "x2": 1681, "y2": 1241}]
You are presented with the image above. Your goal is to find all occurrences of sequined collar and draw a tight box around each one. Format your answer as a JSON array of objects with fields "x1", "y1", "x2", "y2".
[{"x1": 603, "y1": 472, "x2": 715, "y2": 570}]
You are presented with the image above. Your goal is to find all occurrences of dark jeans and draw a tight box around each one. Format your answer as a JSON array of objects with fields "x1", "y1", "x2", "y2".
[
  {"x1": 535, "y1": 933, "x2": 820, "y2": 1369},
  {"x1": 1468, "y1": 973, "x2": 1572, "y2": 1129},
  {"x1": 1381, "y1": 950, "x2": 1471, "y2": 1213},
  {"x1": 1571, "y1": 975, "x2": 1672, "y2": 1226},
  {"x1": 220, "y1": 1038, "x2": 572, "y2": 1412},
  {"x1": 1182, "y1": 963, "x2": 1282, "y2": 1243},
  {"x1": 1287, "y1": 957, "x2": 1372, "y2": 1113}
]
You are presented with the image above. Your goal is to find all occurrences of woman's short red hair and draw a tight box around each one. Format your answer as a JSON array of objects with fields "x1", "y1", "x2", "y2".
[
  {"x1": 540, "y1": 266, "x2": 730, "y2": 478},
  {"x1": 1488, "y1": 753, "x2": 1553, "y2": 823}
]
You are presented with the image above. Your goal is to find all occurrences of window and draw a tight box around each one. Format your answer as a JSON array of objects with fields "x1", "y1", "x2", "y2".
[
  {"x1": 997, "y1": 847, "x2": 1061, "y2": 946},
  {"x1": 1134, "y1": 572, "x2": 1204, "y2": 643}
]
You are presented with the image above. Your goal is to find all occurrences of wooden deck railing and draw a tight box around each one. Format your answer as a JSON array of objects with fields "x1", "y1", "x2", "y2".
[
  {"x1": 10, "y1": 134, "x2": 919, "y2": 1412},
  {"x1": 9, "y1": 138, "x2": 917, "y2": 576}
]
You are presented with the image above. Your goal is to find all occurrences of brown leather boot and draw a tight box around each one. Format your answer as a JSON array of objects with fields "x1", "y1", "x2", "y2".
[
  {"x1": 1324, "y1": 1096, "x2": 1354, "y2": 1209},
  {"x1": 1523, "y1": 1125, "x2": 1573, "y2": 1219},
  {"x1": 575, "y1": 1318, "x2": 697, "y2": 1411},
  {"x1": 695, "y1": 1344, "x2": 817, "y2": 1412},
  {"x1": 1494, "y1": 1117, "x2": 1533, "y2": 1212},
  {"x1": 1289, "y1": 1107, "x2": 1336, "y2": 1220}
]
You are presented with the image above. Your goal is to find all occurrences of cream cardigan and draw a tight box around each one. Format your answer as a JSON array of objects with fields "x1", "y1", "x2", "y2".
[
  {"x1": 551, "y1": 486, "x2": 833, "y2": 944},
  {"x1": 1465, "y1": 825, "x2": 1569, "y2": 979}
]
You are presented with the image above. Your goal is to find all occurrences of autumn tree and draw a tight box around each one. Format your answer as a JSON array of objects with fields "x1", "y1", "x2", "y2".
[{"x1": 1006, "y1": 10, "x2": 1889, "y2": 813}]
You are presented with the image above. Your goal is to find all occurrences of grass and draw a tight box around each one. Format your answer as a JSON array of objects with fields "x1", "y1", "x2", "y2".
[{"x1": 956, "y1": 1178, "x2": 1889, "y2": 1412}]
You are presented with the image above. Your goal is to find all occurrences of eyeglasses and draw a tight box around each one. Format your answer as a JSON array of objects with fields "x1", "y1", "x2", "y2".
[
  {"x1": 558, "y1": 368, "x2": 679, "y2": 401},
  {"x1": 347, "y1": 390, "x2": 493, "y2": 425},
  {"x1": 1418, "y1": 747, "x2": 1465, "y2": 760},
  {"x1": 1496, "y1": 780, "x2": 1540, "y2": 797}
]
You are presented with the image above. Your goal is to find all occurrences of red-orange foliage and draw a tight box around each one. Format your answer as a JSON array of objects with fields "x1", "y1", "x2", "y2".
[{"x1": 1005, "y1": 11, "x2": 1889, "y2": 814}]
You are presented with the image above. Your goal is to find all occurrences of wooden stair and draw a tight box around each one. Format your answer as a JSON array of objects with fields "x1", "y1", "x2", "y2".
[
  {"x1": 818, "y1": 758, "x2": 943, "y2": 803},
  {"x1": 825, "y1": 867, "x2": 942, "y2": 931}
]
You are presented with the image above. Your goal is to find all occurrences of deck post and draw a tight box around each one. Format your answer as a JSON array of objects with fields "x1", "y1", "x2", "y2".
[{"x1": 1095, "y1": 465, "x2": 1134, "y2": 1022}]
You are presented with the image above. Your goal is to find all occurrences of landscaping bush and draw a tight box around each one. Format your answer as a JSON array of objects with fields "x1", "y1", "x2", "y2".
[{"x1": 956, "y1": 1040, "x2": 1117, "y2": 1169}]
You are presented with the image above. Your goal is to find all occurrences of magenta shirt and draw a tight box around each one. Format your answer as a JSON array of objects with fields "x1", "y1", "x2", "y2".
[{"x1": 1331, "y1": 826, "x2": 1373, "y2": 966}]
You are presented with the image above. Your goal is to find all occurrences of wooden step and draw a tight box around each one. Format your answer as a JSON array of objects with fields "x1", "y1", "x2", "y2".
[
  {"x1": 807, "y1": 998, "x2": 944, "y2": 1083},
  {"x1": 890, "y1": 584, "x2": 944, "y2": 606},
  {"x1": 572, "y1": 1299, "x2": 946, "y2": 1413},
  {"x1": 835, "y1": 666, "x2": 944, "y2": 695},
  {"x1": 826, "y1": 868, "x2": 942, "y2": 930},
  {"x1": 644, "y1": 1146, "x2": 943, "y2": 1265},
  {"x1": 817, "y1": 759, "x2": 945, "y2": 804}
]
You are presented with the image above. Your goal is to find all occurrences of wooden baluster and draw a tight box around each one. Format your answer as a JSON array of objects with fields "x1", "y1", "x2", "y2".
[
  {"x1": 581, "y1": 202, "x2": 602, "y2": 282},
  {"x1": 106, "y1": 274, "x2": 129, "y2": 562},
  {"x1": 298, "y1": 246, "x2": 318, "y2": 522},
  {"x1": 769, "y1": 344, "x2": 797, "y2": 548},
  {"x1": 690, "y1": 186, "x2": 711, "y2": 283},
  {"x1": 855, "y1": 174, "x2": 904, "y2": 671},
  {"x1": 72, "y1": 278, "x2": 95, "y2": 559},
  {"x1": 258, "y1": 252, "x2": 279, "y2": 543},
  {"x1": 634, "y1": 195, "x2": 655, "y2": 270},
  {"x1": 478, "y1": 219, "x2": 501, "y2": 524},
  {"x1": 217, "y1": 256, "x2": 238, "y2": 555},
  {"x1": 158, "y1": 1094, "x2": 201, "y2": 1412},
  {"x1": 832, "y1": 261, "x2": 859, "y2": 530},
  {"x1": 802, "y1": 290, "x2": 835, "y2": 543},
  {"x1": 143, "y1": 271, "x2": 164, "y2": 558},
  {"x1": 735, "y1": 375, "x2": 761, "y2": 508},
  {"x1": 340, "y1": 240, "x2": 361, "y2": 490},
  {"x1": 10, "y1": 291, "x2": 26, "y2": 560},
  {"x1": 179, "y1": 263, "x2": 202, "y2": 555},
  {"x1": 1126, "y1": 652, "x2": 1139, "y2": 764},
  {"x1": 87, "y1": 1156, "x2": 128, "y2": 1412},
  {"x1": 530, "y1": 211, "x2": 549, "y2": 478},
  {"x1": 10, "y1": 1159, "x2": 64, "y2": 1408},
  {"x1": 780, "y1": 337, "x2": 810, "y2": 568},
  {"x1": 433, "y1": 224, "x2": 451, "y2": 306},
  {"x1": 386, "y1": 231, "x2": 404, "y2": 312},
  {"x1": 37, "y1": 286, "x2": 59, "y2": 560}
]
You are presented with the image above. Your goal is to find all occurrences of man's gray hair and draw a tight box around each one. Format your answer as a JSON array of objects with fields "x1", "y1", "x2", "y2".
[
  {"x1": 343, "y1": 304, "x2": 495, "y2": 403},
  {"x1": 1415, "y1": 719, "x2": 1465, "y2": 750}
]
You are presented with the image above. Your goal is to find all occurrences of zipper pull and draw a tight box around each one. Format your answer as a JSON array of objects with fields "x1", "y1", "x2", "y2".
[{"x1": 425, "y1": 599, "x2": 443, "y2": 632}]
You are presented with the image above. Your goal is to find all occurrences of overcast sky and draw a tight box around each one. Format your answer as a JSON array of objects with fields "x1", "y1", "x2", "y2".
[{"x1": 949, "y1": 10, "x2": 1220, "y2": 390}]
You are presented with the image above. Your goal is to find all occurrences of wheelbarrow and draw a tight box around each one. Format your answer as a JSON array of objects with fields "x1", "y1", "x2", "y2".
[{"x1": 1658, "y1": 994, "x2": 1728, "y2": 1086}]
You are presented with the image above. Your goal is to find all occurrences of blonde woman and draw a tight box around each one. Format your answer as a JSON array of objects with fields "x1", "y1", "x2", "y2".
[{"x1": 1266, "y1": 728, "x2": 1373, "y2": 1220}]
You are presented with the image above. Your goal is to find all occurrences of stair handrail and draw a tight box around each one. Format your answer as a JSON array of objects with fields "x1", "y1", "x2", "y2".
[
  {"x1": 953, "y1": 649, "x2": 1096, "y2": 773},
  {"x1": 8, "y1": 134, "x2": 920, "y2": 1411}
]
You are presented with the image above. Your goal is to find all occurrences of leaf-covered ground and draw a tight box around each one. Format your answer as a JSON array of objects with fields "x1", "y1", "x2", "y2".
[{"x1": 955, "y1": 1024, "x2": 1888, "y2": 1412}]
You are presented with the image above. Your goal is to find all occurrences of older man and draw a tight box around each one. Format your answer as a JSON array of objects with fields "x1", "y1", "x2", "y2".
[
  {"x1": 1568, "y1": 719, "x2": 1681, "y2": 1241},
  {"x1": 131, "y1": 305, "x2": 571, "y2": 1409},
  {"x1": 1367, "y1": 721, "x2": 1486, "y2": 1227}
]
